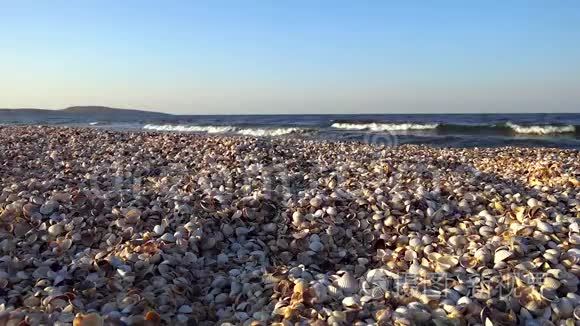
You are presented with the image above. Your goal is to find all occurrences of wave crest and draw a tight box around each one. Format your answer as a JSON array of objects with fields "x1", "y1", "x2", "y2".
[
  {"x1": 506, "y1": 122, "x2": 576, "y2": 135},
  {"x1": 331, "y1": 122, "x2": 439, "y2": 131},
  {"x1": 143, "y1": 124, "x2": 302, "y2": 136}
]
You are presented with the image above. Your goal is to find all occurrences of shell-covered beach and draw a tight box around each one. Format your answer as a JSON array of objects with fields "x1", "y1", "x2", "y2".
[{"x1": 0, "y1": 126, "x2": 579, "y2": 325}]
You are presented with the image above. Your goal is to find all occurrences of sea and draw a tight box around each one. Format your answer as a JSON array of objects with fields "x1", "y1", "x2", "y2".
[{"x1": 2, "y1": 112, "x2": 579, "y2": 149}]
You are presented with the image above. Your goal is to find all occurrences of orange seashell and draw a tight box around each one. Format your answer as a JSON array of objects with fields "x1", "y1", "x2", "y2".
[
  {"x1": 144, "y1": 310, "x2": 161, "y2": 325},
  {"x1": 73, "y1": 313, "x2": 104, "y2": 326}
]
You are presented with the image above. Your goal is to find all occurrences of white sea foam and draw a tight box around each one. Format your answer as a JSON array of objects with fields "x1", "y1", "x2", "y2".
[
  {"x1": 506, "y1": 122, "x2": 575, "y2": 135},
  {"x1": 237, "y1": 127, "x2": 301, "y2": 136},
  {"x1": 89, "y1": 122, "x2": 99, "y2": 126},
  {"x1": 143, "y1": 124, "x2": 301, "y2": 136},
  {"x1": 143, "y1": 124, "x2": 236, "y2": 133},
  {"x1": 331, "y1": 122, "x2": 439, "y2": 131}
]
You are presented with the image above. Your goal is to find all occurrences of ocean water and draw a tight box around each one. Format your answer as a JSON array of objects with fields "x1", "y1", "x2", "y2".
[{"x1": 2, "y1": 112, "x2": 579, "y2": 149}]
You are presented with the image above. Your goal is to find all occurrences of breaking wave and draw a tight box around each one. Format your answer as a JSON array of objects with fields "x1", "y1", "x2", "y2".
[
  {"x1": 505, "y1": 122, "x2": 576, "y2": 135},
  {"x1": 143, "y1": 124, "x2": 302, "y2": 136},
  {"x1": 331, "y1": 122, "x2": 439, "y2": 131},
  {"x1": 331, "y1": 121, "x2": 577, "y2": 135}
]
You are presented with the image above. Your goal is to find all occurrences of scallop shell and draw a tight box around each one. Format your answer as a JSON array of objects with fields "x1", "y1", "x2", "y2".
[
  {"x1": 542, "y1": 277, "x2": 561, "y2": 291},
  {"x1": 335, "y1": 272, "x2": 359, "y2": 295},
  {"x1": 516, "y1": 286, "x2": 548, "y2": 313}
]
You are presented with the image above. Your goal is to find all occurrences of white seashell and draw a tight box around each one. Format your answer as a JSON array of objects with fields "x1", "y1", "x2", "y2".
[
  {"x1": 457, "y1": 296, "x2": 472, "y2": 306},
  {"x1": 535, "y1": 221, "x2": 553, "y2": 233},
  {"x1": 153, "y1": 224, "x2": 165, "y2": 235},
  {"x1": 342, "y1": 296, "x2": 359, "y2": 308},
  {"x1": 336, "y1": 272, "x2": 359, "y2": 295},
  {"x1": 160, "y1": 233, "x2": 175, "y2": 242},
  {"x1": 542, "y1": 277, "x2": 561, "y2": 291},
  {"x1": 527, "y1": 198, "x2": 540, "y2": 207},
  {"x1": 327, "y1": 284, "x2": 343, "y2": 298},
  {"x1": 422, "y1": 235, "x2": 433, "y2": 245},
  {"x1": 408, "y1": 237, "x2": 422, "y2": 248},
  {"x1": 326, "y1": 206, "x2": 337, "y2": 216},
  {"x1": 384, "y1": 216, "x2": 397, "y2": 226},
  {"x1": 292, "y1": 211, "x2": 303, "y2": 225},
  {"x1": 48, "y1": 224, "x2": 64, "y2": 237},
  {"x1": 448, "y1": 235, "x2": 466, "y2": 247},
  {"x1": 494, "y1": 249, "x2": 513, "y2": 264},
  {"x1": 309, "y1": 197, "x2": 322, "y2": 208},
  {"x1": 434, "y1": 255, "x2": 459, "y2": 272}
]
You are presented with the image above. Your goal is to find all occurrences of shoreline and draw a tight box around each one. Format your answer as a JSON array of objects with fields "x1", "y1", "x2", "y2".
[{"x1": 0, "y1": 126, "x2": 578, "y2": 325}]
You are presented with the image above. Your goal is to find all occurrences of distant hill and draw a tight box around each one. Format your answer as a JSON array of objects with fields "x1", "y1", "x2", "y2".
[
  {"x1": 61, "y1": 106, "x2": 173, "y2": 118},
  {"x1": 0, "y1": 106, "x2": 174, "y2": 123}
]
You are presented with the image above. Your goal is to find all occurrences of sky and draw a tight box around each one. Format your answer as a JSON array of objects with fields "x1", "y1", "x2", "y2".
[{"x1": 1, "y1": 1, "x2": 579, "y2": 114}]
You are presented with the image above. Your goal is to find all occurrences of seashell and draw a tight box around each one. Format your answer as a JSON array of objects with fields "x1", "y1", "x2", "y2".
[
  {"x1": 448, "y1": 235, "x2": 466, "y2": 248},
  {"x1": 542, "y1": 277, "x2": 561, "y2": 291},
  {"x1": 311, "y1": 282, "x2": 329, "y2": 303},
  {"x1": 527, "y1": 198, "x2": 540, "y2": 208},
  {"x1": 551, "y1": 297, "x2": 573, "y2": 319},
  {"x1": 433, "y1": 254, "x2": 459, "y2": 272},
  {"x1": 384, "y1": 215, "x2": 397, "y2": 227},
  {"x1": 574, "y1": 306, "x2": 580, "y2": 320},
  {"x1": 144, "y1": 310, "x2": 161, "y2": 325},
  {"x1": 153, "y1": 225, "x2": 165, "y2": 235},
  {"x1": 336, "y1": 272, "x2": 359, "y2": 295},
  {"x1": 342, "y1": 296, "x2": 360, "y2": 308},
  {"x1": 543, "y1": 248, "x2": 560, "y2": 263},
  {"x1": 160, "y1": 233, "x2": 175, "y2": 242},
  {"x1": 73, "y1": 313, "x2": 104, "y2": 326},
  {"x1": 262, "y1": 223, "x2": 277, "y2": 233},
  {"x1": 124, "y1": 208, "x2": 141, "y2": 223},
  {"x1": 474, "y1": 248, "x2": 491, "y2": 263},
  {"x1": 308, "y1": 240, "x2": 324, "y2": 252},
  {"x1": 40, "y1": 200, "x2": 59, "y2": 215},
  {"x1": 326, "y1": 206, "x2": 337, "y2": 216},
  {"x1": 309, "y1": 197, "x2": 322, "y2": 208},
  {"x1": 494, "y1": 249, "x2": 513, "y2": 264},
  {"x1": 293, "y1": 229, "x2": 309, "y2": 239},
  {"x1": 48, "y1": 224, "x2": 64, "y2": 237},
  {"x1": 516, "y1": 286, "x2": 548, "y2": 314},
  {"x1": 23, "y1": 296, "x2": 40, "y2": 307},
  {"x1": 535, "y1": 221, "x2": 553, "y2": 233},
  {"x1": 459, "y1": 255, "x2": 478, "y2": 269}
]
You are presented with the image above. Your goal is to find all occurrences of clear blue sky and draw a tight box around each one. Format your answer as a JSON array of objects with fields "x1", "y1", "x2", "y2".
[{"x1": 1, "y1": 1, "x2": 579, "y2": 114}]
